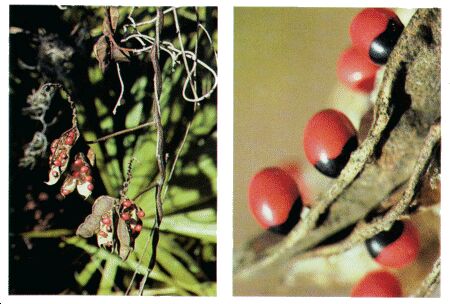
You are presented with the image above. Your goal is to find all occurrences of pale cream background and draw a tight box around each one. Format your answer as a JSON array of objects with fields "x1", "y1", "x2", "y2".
[{"x1": 234, "y1": 7, "x2": 361, "y2": 250}]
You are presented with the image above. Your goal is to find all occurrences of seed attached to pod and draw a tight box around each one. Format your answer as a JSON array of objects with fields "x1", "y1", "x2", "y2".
[
  {"x1": 350, "y1": 8, "x2": 404, "y2": 65},
  {"x1": 248, "y1": 167, "x2": 303, "y2": 234},
  {"x1": 121, "y1": 213, "x2": 130, "y2": 221},
  {"x1": 303, "y1": 109, "x2": 358, "y2": 178},
  {"x1": 101, "y1": 217, "x2": 111, "y2": 226},
  {"x1": 65, "y1": 137, "x2": 74, "y2": 145},
  {"x1": 365, "y1": 220, "x2": 420, "y2": 268},
  {"x1": 137, "y1": 210, "x2": 145, "y2": 219},
  {"x1": 122, "y1": 199, "x2": 132, "y2": 208}
]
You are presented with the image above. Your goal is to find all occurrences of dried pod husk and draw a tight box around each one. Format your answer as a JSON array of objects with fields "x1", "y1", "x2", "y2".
[
  {"x1": 76, "y1": 195, "x2": 116, "y2": 238},
  {"x1": 109, "y1": 7, "x2": 119, "y2": 32},
  {"x1": 93, "y1": 35, "x2": 110, "y2": 73},
  {"x1": 111, "y1": 45, "x2": 130, "y2": 63},
  {"x1": 97, "y1": 209, "x2": 114, "y2": 249},
  {"x1": 102, "y1": 7, "x2": 119, "y2": 36},
  {"x1": 60, "y1": 175, "x2": 77, "y2": 197},
  {"x1": 45, "y1": 127, "x2": 79, "y2": 185},
  {"x1": 87, "y1": 148, "x2": 96, "y2": 166},
  {"x1": 117, "y1": 217, "x2": 132, "y2": 260}
]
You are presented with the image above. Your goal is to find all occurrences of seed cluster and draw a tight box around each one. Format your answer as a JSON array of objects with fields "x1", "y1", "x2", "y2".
[
  {"x1": 59, "y1": 153, "x2": 94, "y2": 199},
  {"x1": 46, "y1": 127, "x2": 79, "y2": 184},
  {"x1": 119, "y1": 198, "x2": 145, "y2": 236}
]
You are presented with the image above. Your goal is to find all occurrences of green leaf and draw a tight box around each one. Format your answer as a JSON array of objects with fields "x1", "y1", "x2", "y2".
[
  {"x1": 160, "y1": 209, "x2": 216, "y2": 242},
  {"x1": 21, "y1": 229, "x2": 73, "y2": 238},
  {"x1": 158, "y1": 235, "x2": 202, "y2": 275},
  {"x1": 88, "y1": 67, "x2": 103, "y2": 84},
  {"x1": 75, "y1": 256, "x2": 102, "y2": 287},
  {"x1": 198, "y1": 154, "x2": 217, "y2": 194},
  {"x1": 191, "y1": 103, "x2": 217, "y2": 136},
  {"x1": 130, "y1": 76, "x2": 147, "y2": 102},
  {"x1": 157, "y1": 247, "x2": 199, "y2": 286},
  {"x1": 64, "y1": 236, "x2": 170, "y2": 284},
  {"x1": 97, "y1": 257, "x2": 119, "y2": 295}
]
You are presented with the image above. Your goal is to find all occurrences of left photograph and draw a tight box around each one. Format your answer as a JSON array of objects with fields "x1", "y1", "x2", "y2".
[{"x1": 9, "y1": 6, "x2": 217, "y2": 295}]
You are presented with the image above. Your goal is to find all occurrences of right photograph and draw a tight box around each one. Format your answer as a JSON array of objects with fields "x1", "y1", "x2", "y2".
[{"x1": 234, "y1": 7, "x2": 440, "y2": 297}]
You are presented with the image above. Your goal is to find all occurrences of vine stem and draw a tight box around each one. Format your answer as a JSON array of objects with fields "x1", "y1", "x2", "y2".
[
  {"x1": 86, "y1": 120, "x2": 155, "y2": 144},
  {"x1": 112, "y1": 62, "x2": 125, "y2": 115},
  {"x1": 137, "y1": 7, "x2": 165, "y2": 296},
  {"x1": 414, "y1": 257, "x2": 440, "y2": 297}
]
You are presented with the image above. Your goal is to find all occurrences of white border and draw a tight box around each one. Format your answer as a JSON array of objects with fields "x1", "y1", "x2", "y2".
[{"x1": 1, "y1": 1, "x2": 449, "y2": 303}]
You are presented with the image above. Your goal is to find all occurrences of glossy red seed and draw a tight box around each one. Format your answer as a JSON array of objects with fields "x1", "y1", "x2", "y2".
[
  {"x1": 303, "y1": 109, "x2": 357, "y2": 177},
  {"x1": 372, "y1": 220, "x2": 420, "y2": 268},
  {"x1": 279, "y1": 161, "x2": 312, "y2": 207},
  {"x1": 80, "y1": 166, "x2": 89, "y2": 173},
  {"x1": 87, "y1": 183, "x2": 94, "y2": 191},
  {"x1": 248, "y1": 167, "x2": 301, "y2": 231},
  {"x1": 121, "y1": 213, "x2": 130, "y2": 221},
  {"x1": 65, "y1": 137, "x2": 74, "y2": 145},
  {"x1": 337, "y1": 47, "x2": 379, "y2": 93},
  {"x1": 137, "y1": 210, "x2": 145, "y2": 219},
  {"x1": 54, "y1": 160, "x2": 62, "y2": 167},
  {"x1": 85, "y1": 175, "x2": 93, "y2": 182},
  {"x1": 74, "y1": 159, "x2": 83, "y2": 167},
  {"x1": 72, "y1": 171, "x2": 80, "y2": 178},
  {"x1": 351, "y1": 270, "x2": 402, "y2": 297},
  {"x1": 350, "y1": 8, "x2": 402, "y2": 64},
  {"x1": 134, "y1": 224, "x2": 143, "y2": 232},
  {"x1": 122, "y1": 199, "x2": 132, "y2": 208},
  {"x1": 68, "y1": 130, "x2": 75, "y2": 138},
  {"x1": 101, "y1": 217, "x2": 111, "y2": 226}
]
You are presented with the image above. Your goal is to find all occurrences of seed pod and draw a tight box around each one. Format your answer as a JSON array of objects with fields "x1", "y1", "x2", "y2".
[
  {"x1": 76, "y1": 196, "x2": 116, "y2": 238},
  {"x1": 117, "y1": 217, "x2": 132, "y2": 260},
  {"x1": 45, "y1": 127, "x2": 80, "y2": 185}
]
